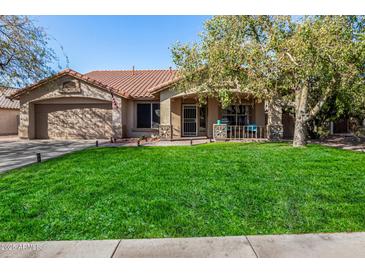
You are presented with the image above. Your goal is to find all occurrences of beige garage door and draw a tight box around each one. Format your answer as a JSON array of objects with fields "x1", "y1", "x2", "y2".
[{"x1": 35, "y1": 103, "x2": 112, "y2": 139}]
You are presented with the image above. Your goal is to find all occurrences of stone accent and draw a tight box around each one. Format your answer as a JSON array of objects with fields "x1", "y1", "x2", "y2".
[
  {"x1": 213, "y1": 124, "x2": 227, "y2": 140},
  {"x1": 111, "y1": 96, "x2": 123, "y2": 139},
  {"x1": 159, "y1": 125, "x2": 172, "y2": 140},
  {"x1": 266, "y1": 97, "x2": 283, "y2": 140},
  {"x1": 18, "y1": 101, "x2": 31, "y2": 139}
]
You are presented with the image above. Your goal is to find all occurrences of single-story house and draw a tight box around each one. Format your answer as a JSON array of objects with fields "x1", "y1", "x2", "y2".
[
  {"x1": 0, "y1": 87, "x2": 19, "y2": 135},
  {"x1": 8, "y1": 68, "x2": 281, "y2": 140}
]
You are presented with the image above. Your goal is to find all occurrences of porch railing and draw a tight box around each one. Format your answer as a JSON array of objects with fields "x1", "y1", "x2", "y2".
[
  {"x1": 228, "y1": 125, "x2": 266, "y2": 139},
  {"x1": 213, "y1": 124, "x2": 267, "y2": 140}
]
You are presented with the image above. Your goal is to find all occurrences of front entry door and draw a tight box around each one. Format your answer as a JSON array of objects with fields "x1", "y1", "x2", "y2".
[{"x1": 182, "y1": 105, "x2": 197, "y2": 137}]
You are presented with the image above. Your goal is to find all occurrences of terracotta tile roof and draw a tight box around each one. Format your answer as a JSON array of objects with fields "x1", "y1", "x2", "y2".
[
  {"x1": 9, "y1": 69, "x2": 130, "y2": 100},
  {"x1": 85, "y1": 69, "x2": 177, "y2": 99},
  {"x1": 0, "y1": 87, "x2": 19, "y2": 109},
  {"x1": 9, "y1": 68, "x2": 179, "y2": 100},
  {"x1": 148, "y1": 66, "x2": 206, "y2": 94},
  {"x1": 148, "y1": 76, "x2": 182, "y2": 94}
]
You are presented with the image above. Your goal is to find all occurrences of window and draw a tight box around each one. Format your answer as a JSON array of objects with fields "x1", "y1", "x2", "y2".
[
  {"x1": 136, "y1": 103, "x2": 160, "y2": 129},
  {"x1": 152, "y1": 103, "x2": 160, "y2": 128},
  {"x1": 222, "y1": 104, "x2": 252, "y2": 126},
  {"x1": 137, "y1": 104, "x2": 151, "y2": 128}
]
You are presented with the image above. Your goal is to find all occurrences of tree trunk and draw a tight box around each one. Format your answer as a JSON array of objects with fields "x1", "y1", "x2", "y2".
[
  {"x1": 293, "y1": 85, "x2": 309, "y2": 147},
  {"x1": 293, "y1": 117, "x2": 307, "y2": 147}
]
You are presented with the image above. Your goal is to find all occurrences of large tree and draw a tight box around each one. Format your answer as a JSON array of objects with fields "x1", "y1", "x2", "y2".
[
  {"x1": 172, "y1": 16, "x2": 365, "y2": 146},
  {"x1": 0, "y1": 16, "x2": 61, "y2": 88},
  {"x1": 279, "y1": 16, "x2": 365, "y2": 146}
]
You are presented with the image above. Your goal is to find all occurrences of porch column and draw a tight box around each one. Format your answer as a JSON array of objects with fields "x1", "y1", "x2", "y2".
[
  {"x1": 159, "y1": 89, "x2": 173, "y2": 140},
  {"x1": 266, "y1": 96, "x2": 283, "y2": 140},
  {"x1": 19, "y1": 101, "x2": 34, "y2": 139},
  {"x1": 112, "y1": 95, "x2": 123, "y2": 139},
  {"x1": 207, "y1": 98, "x2": 219, "y2": 138}
]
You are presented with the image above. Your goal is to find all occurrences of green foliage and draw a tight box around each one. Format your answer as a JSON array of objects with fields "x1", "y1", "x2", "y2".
[
  {"x1": 0, "y1": 16, "x2": 65, "y2": 88},
  {"x1": 172, "y1": 16, "x2": 365, "y2": 131},
  {"x1": 1, "y1": 143, "x2": 365, "y2": 241}
]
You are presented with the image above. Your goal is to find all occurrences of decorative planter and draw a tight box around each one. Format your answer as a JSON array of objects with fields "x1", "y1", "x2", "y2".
[{"x1": 213, "y1": 124, "x2": 227, "y2": 140}]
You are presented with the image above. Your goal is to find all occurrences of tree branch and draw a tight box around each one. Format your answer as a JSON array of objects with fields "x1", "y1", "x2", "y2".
[
  {"x1": 307, "y1": 86, "x2": 331, "y2": 121},
  {"x1": 0, "y1": 54, "x2": 14, "y2": 70},
  {"x1": 284, "y1": 51, "x2": 300, "y2": 66},
  {"x1": 280, "y1": 99, "x2": 296, "y2": 108}
]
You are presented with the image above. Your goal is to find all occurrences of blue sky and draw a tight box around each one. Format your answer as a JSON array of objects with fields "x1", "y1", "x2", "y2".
[{"x1": 33, "y1": 16, "x2": 210, "y2": 73}]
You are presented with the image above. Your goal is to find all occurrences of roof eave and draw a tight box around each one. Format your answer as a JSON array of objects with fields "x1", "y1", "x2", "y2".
[
  {"x1": 0, "y1": 106, "x2": 20, "y2": 110},
  {"x1": 148, "y1": 77, "x2": 182, "y2": 95}
]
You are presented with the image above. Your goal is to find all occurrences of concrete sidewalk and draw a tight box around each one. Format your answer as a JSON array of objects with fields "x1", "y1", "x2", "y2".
[{"x1": 1, "y1": 232, "x2": 365, "y2": 258}]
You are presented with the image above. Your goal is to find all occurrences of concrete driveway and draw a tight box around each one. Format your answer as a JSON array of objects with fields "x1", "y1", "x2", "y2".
[{"x1": 0, "y1": 139, "x2": 102, "y2": 173}]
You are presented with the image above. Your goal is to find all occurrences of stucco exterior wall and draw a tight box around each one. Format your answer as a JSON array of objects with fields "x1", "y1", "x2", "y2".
[
  {"x1": 0, "y1": 109, "x2": 19, "y2": 135},
  {"x1": 207, "y1": 98, "x2": 219, "y2": 138},
  {"x1": 171, "y1": 97, "x2": 182, "y2": 138},
  {"x1": 18, "y1": 75, "x2": 124, "y2": 139},
  {"x1": 121, "y1": 98, "x2": 128, "y2": 137},
  {"x1": 254, "y1": 101, "x2": 265, "y2": 126},
  {"x1": 125, "y1": 100, "x2": 134, "y2": 137},
  {"x1": 19, "y1": 77, "x2": 114, "y2": 105},
  {"x1": 160, "y1": 88, "x2": 181, "y2": 126},
  {"x1": 267, "y1": 96, "x2": 283, "y2": 140}
]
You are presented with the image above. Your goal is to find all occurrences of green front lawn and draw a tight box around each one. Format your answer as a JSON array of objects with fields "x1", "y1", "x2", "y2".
[{"x1": 1, "y1": 142, "x2": 365, "y2": 241}]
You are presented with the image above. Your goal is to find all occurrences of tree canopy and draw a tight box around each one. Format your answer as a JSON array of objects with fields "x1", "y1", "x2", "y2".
[
  {"x1": 171, "y1": 16, "x2": 365, "y2": 146},
  {"x1": 0, "y1": 16, "x2": 63, "y2": 88}
]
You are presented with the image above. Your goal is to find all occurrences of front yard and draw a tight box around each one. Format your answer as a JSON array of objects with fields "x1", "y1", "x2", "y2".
[{"x1": 1, "y1": 142, "x2": 365, "y2": 241}]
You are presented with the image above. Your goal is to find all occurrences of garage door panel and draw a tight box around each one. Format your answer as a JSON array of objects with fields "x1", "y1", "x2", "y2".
[{"x1": 35, "y1": 103, "x2": 112, "y2": 139}]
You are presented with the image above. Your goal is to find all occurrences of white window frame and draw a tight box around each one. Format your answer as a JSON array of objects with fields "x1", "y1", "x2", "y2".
[{"x1": 136, "y1": 102, "x2": 160, "y2": 129}]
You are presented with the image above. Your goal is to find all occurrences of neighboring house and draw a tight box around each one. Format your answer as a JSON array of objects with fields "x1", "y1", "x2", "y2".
[
  {"x1": 0, "y1": 87, "x2": 19, "y2": 135},
  {"x1": 332, "y1": 118, "x2": 351, "y2": 134},
  {"x1": 9, "y1": 68, "x2": 269, "y2": 140}
]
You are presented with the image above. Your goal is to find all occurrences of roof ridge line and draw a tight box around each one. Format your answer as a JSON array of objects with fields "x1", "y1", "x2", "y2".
[
  {"x1": 87, "y1": 69, "x2": 177, "y2": 73},
  {"x1": 0, "y1": 85, "x2": 17, "y2": 90}
]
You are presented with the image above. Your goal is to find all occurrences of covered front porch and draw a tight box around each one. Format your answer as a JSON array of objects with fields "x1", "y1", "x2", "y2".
[{"x1": 158, "y1": 89, "x2": 267, "y2": 140}]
